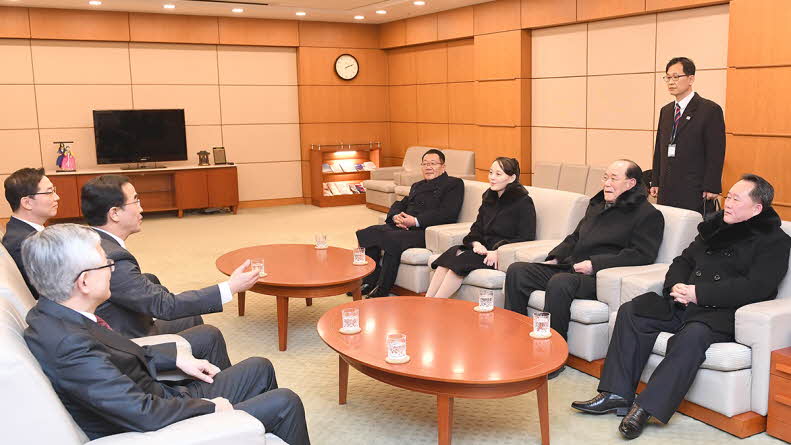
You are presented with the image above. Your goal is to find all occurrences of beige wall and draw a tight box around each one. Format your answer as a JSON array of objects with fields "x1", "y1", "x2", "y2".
[
  {"x1": 0, "y1": 39, "x2": 300, "y2": 216},
  {"x1": 530, "y1": 4, "x2": 729, "y2": 177}
]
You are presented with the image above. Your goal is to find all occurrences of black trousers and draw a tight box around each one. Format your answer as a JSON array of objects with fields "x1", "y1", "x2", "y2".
[
  {"x1": 355, "y1": 224, "x2": 425, "y2": 294},
  {"x1": 503, "y1": 262, "x2": 596, "y2": 339},
  {"x1": 598, "y1": 300, "x2": 731, "y2": 423},
  {"x1": 175, "y1": 357, "x2": 310, "y2": 445}
]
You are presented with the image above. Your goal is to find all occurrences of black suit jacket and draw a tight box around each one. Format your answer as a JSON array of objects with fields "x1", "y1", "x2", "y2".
[
  {"x1": 462, "y1": 184, "x2": 536, "y2": 251},
  {"x1": 385, "y1": 172, "x2": 464, "y2": 229},
  {"x1": 652, "y1": 93, "x2": 726, "y2": 212},
  {"x1": 94, "y1": 229, "x2": 223, "y2": 338},
  {"x1": 1, "y1": 216, "x2": 39, "y2": 299},
  {"x1": 24, "y1": 297, "x2": 215, "y2": 439}
]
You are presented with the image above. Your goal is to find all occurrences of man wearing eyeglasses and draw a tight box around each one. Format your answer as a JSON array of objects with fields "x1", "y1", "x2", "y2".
[
  {"x1": 80, "y1": 174, "x2": 259, "y2": 369},
  {"x1": 651, "y1": 57, "x2": 725, "y2": 215},
  {"x1": 2, "y1": 167, "x2": 60, "y2": 299},
  {"x1": 356, "y1": 149, "x2": 464, "y2": 298}
]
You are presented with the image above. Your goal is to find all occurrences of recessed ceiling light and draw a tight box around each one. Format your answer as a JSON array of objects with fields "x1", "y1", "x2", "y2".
[
  {"x1": 376, "y1": 10, "x2": 387, "y2": 14},
  {"x1": 354, "y1": 15, "x2": 365, "y2": 20},
  {"x1": 163, "y1": 4, "x2": 175, "y2": 9},
  {"x1": 413, "y1": 1, "x2": 426, "y2": 5},
  {"x1": 232, "y1": 8, "x2": 243, "y2": 13},
  {"x1": 295, "y1": 11, "x2": 307, "y2": 16},
  {"x1": 88, "y1": 0, "x2": 102, "y2": 5}
]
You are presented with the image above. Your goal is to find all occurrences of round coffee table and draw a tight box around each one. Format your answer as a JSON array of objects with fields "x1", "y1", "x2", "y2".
[
  {"x1": 316, "y1": 297, "x2": 568, "y2": 445},
  {"x1": 216, "y1": 244, "x2": 374, "y2": 351}
]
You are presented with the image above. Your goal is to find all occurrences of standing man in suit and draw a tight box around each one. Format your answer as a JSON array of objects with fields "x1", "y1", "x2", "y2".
[
  {"x1": 572, "y1": 174, "x2": 790, "y2": 439},
  {"x1": 357, "y1": 149, "x2": 464, "y2": 298},
  {"x1": 81, "y1": 174, "x2": 259, "y2": 369},
  {"x1": 2, "y1": 167, "x2": 60, "y2": 299},
  {"x1": 651, "y1": 57, "x2": 726, "y2": 215},
  {"x1": 22, "y1": 224, "x2": 310, "y2": 444}
]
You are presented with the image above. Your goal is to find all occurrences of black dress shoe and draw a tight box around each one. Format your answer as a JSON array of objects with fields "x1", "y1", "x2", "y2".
[
  {"x1": 348, "y1": 283, "x2": 374, "y2": 297},
  {"x1": 366, "y1": 286, "x2": 388, "y2": 298},
  {"x1": 619, "y1": 403, "x2": 651, "y2": 440},
  {"x1": 547, "y1": 365, "x2": 565, "y2": 380},
  {"x1": 571, "y1": 392, "x2": 632, "y2": 416}
]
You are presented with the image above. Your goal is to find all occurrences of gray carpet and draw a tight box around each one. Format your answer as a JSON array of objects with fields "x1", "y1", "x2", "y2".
[{"x1": 128, "y1": 204, "x2": 783, "y2": 444}]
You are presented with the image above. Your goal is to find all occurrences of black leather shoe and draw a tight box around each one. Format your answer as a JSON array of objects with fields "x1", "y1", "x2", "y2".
[
  {"x1": 348, "y1": 283, "x2": 374, "y2": 297},
  {"x1": 619, "y1": 403, "x2": 651, "y2": 440},
  {"x1": 366, "y1": 286, "x2": 388, "y2": 298},
  {"x1": 571, "y1": 392, "x2": 632, "y2": 416},
  {"x1": 547, "y1": 365, "x2": 565, "y2": 380}
]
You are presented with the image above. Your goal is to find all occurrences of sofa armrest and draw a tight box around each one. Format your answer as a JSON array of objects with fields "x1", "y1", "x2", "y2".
[
  {"x1": 498, "y1": 240, "x2": 561, "y2": 272},
  {"x1": 130, "y1": 334, "x2": 192, "y2": 382},
  {"x1": 371, "y1": 166, "x2": 400, "y2": 181},
  {"x1": 596, "y1": 264, "x2": 672, "y2": 311},
  {"x1": 457, "y1": 174, "x2": 476, "y2": 180},
  {"x1": 88, "y1": 411, "x2": 268, "y2": 445},
  {"x1": 619, "y1": 266, "x2": 668, "y2": 305},
  {"x1": 425, "y1": 223, "x2": 473, "y2": 253},
  {"x1": 735, "y1": 299, "x2": 791, "y2": 415}
]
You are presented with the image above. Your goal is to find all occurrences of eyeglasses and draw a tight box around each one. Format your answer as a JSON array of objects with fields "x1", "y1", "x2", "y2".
[
  {"x1": 74, "y1": 259, "x2": 115, "y2": 282},
  {"x1": 29, "y1": 186, "x2": 57, "y2": 197},
  {"x1": 420, "y1": 162, "x2": 444, "y2": 167},
  {"x1": 120, "y1": 199, "x2": 141, "y2": 208},
  {"x1": 662, "y1": 74, "x2": 690, "y2": 83}
]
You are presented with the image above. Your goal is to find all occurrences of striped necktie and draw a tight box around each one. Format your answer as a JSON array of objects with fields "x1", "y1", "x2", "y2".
[
  {"x1": 96, "y1": 315, "x2": 113, "y2": 331},
  {"x1": 671, "y1": 103, "x2": 681, "y2": 141}
]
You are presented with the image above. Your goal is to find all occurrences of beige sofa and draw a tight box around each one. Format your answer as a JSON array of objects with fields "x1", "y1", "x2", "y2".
[
  {"x1": 363, "y1": 146, "x2": 476, "y2": 210},
  {"x1": 0, "y1": 240, "x2": 286, "y2": 445},
  {"x1": 532, "y1": 161, "x2": 606, "y2": 196},
  {"x1": 613, "y1": 221, "x2": 791, "y2": 425}
]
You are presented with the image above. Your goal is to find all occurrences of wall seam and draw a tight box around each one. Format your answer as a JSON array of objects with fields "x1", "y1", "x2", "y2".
[{"x1": 27, "y1": 38, "x2": 43, "y2": 168}]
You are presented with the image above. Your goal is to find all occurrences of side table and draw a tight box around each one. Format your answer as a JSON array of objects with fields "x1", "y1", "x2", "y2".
[{"x1": 768, "y1": 346, "x2": 791, "y2": 442}]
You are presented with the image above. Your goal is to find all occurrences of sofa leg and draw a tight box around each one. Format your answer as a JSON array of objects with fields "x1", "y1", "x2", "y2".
[{"x1": 566, "y1": 356, "x2": 604, "y2": 378}]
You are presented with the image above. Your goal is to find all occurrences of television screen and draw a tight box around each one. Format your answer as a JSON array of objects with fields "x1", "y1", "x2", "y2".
[{"x1": 93, "y1": 109, "x2": 188, "y2": 164}]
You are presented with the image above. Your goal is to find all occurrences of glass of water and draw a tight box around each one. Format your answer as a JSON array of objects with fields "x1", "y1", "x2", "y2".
[
  {"x1": 251, "y1": 258, "x2": 266, "y2": 277},
  {"x1": 386, "y1": 333, "x2": 407, "y2": 360},
  {"x1": 342, "y1": 308, "x2": 359, "y2": 331},
  {"x1": 478, "y1": 289, "x2": 494, "y2": 311},
  {"x1": 315, "y1": 233, "x2": 328, "y2": 249},
  {"x1": 353, "y1": 247, "x2": 366, "y2": 264},
  {"x1": 533, "y1": 312, "x2": 551, "y2": 338}
]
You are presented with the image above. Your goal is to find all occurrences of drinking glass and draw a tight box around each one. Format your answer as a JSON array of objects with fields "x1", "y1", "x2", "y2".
[
  {"x1": 478, "y1": 289, "x2": 494, "y2": 311},
  {"x1": 533, "y1": 312, "x2": 551, "y2": 338},
  {"x1": 342, "y1": 308, "x2": 360, "y2": 331},
  {"x1": 315, "y1": 233, "x2": 328, "y2": 249},
  {"x1": 386, "y1": 333, "x2": 407, "y2": 360},
  {"x1": 353, "y1": 247, "x2": 366, "y2": 264},
  {"x1": 251, "y1": 258, "x2": 266, "y2": 277}
]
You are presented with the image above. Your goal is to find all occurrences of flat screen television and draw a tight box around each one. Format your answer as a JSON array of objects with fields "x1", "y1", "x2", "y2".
[{"x1": 93, "y1": 109, "x2": 188, "y2": 165}]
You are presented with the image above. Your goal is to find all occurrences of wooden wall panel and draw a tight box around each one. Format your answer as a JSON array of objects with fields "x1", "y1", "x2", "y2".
[
  {"x1": 447, "y1": 39, "x2": 475, "y2": 82},
  {"x1": 388, "y1": 47, "x2": 416, "y2": 85},
  {"x1": 723, "y1": 135, "x2": 791, "y2": 215},
  {"x1": 0, "y1": 7, "x2": 30, "y2": 38},
  {"x1": 728, "y1": 0, "x2": 791, "y2": 68},
  {"x1": 577, "y1": 0, "x2": 646, "y2": 21},
  {"x1": 380, "y1": 20, "x2": 406, "y2": 48},
  {"x1": 390, "y1": 122, "x2": 418, "y2": 158},
  {"x1": 521, "y1": 0, "x2": 577, "y2": 29},
  {"x1": 130, "y1": 13, "x2": 217, "y2": 44},
  {"x1": 726, "y1": 67, "x2": 791, "y2": 136},
  {"x1": 449, "y1": 124, "x2": 477, "y2": 150},
  {"x1": 299, "y1": 122, "x2": 389, "y2": 159},
  {"x1": 418, "y1": 123, "x2": 449, "y2": 148},
  {"x1": 415, "y1": 43, "x2": 448, "y2": 84},
  {"x1": 389, "y1": 85, "x2": 417, "y2": 122},
  {"x1": 416, "y1": 84, "x2": 449, "y2": 123},
  {"x1": 218, "y1": 17, "x2": 298, "y2": 46},
  {"x1": 646, "y1": 0, "x2": 728, "y2": 13},
  {"x1": 475, "y1": 80, "x2": 525, "y2": 126},
  {"x1": 29, "y1": 8, "x2": 129, "y2": 42},
  {"x1": 437, "y1": 6, "x2": 474, "y2": 41},
  {"x1": 298, "y1": 47, "x2": 387, "y2": 85},
  {"x1": 299, "y1": 22, "x2": 379, "y2": 49},
  {"x1": 406, "y1": 14, "x2": 438, "y2": 46},
  {"x1": 474, "y1": 30, "x2": 528, "y2": 80},
  {"x1": 298, "y1": 86, "x2": 388, "y2": 123},
  {"x1": 476, "y1": 126, "x2": 525, "y2": 168},
  {"x1": 448, "y1": 82, "x2": 476, "y2": 124},
  {"x1": 474, "y1": 0, "x2": 522, "y2": 35}
]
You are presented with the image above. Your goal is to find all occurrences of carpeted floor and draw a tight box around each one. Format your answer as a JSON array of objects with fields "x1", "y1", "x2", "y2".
[{"x1": 128, "y1": 204, "x2": 783, "y2": 445}]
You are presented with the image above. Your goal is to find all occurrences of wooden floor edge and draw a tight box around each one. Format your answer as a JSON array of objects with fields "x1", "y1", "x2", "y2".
[
  {"x1": 366, "y1": 203, "x2": 390, "y2": 213},
  {"x1": 391, "y1": 286, "x2": 425, "y2": 297},
  {"x1": 238, "y1": 197, "x2": 309, "y2": 209},
  {"x1": 566, "y1": 356, "x2": 604, "y2": 378}
]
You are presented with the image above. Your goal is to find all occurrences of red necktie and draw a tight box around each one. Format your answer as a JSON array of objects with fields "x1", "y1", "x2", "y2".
[
  {"x1": 96, "y1": 315, "x2": 113, "y2": 331},
  {"x1": 671, "y1": 103, "x2": 681, "y2": 142}
]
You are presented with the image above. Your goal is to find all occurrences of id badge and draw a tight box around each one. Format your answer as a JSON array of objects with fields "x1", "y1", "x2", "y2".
[{"x1": 668, "y1": 144, "x2": 676, "y2": 158}]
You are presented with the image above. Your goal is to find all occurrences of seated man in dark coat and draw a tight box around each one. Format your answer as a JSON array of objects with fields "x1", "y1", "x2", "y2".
[
  {"x1": 504, "y1": 160, "x2": 665, "y2": 377},
  {"x1": 2, "y1": 168, "x2": 60, "y2": 299},
  {"x1": 572, "y1": 174, "x2": 791, "y2": 440},
  {"x1": 22, "y1": 224, "x2": 309, "y2": 444},
  {"x1": 81, "y1": 175, "x2": 259, "y2": 369},
  {"x1": 357, "y1": 149, "x2": 464, "y2": 298}
]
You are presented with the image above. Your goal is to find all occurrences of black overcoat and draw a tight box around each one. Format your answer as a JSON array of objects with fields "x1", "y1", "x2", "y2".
[
  {"x1": 632, "y1": 207, "x2": 791, "y2": 337},
  {"x1": 652, "y1": 93, "x2": 726, "y2": 212},
  {"x1": 385, "y1": 172, "x2": 464, "y2": 229},
  {"x1": 1, "y1": 216, "x2": 39, "y2": 299}
]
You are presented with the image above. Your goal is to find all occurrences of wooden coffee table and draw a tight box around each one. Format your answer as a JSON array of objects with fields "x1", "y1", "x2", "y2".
[
  {"x1": 216, "y1": 244, "x2": 374, "y2": 351},
  {"x1": 316, "y1": 297, "x2": 568, "y2": 444}
]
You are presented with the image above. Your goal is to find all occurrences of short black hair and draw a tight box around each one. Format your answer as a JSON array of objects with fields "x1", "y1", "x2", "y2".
[
  {"x1": 494, "y1": 157, "x2": 521, "y2": 183},
  {"x1": 80, "y1": 175, "x2": 130, "y2": 226},
  {"x1": 618, "y1": 159, "x2": 643, "y2": 185},
  {"x1": 740, "y1": 173, "x2": 774, "y2": 208},
  {"x1": 666, "y1": 57, "x2": 696, "y2": 76},
  {"x1": 4, "y1": 168, "x2": 45, "y2": 212},
  {"x1": 422, "y1": 149, "x2": 445, "y2": 164}
]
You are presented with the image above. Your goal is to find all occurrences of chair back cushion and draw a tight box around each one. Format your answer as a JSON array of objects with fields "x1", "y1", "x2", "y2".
[
  {"x1": 653, "y1": 204, "x2": 703, "y2": 264},
  {"x1": 777, "y1": 221, "x2": 791, "y2": 299},
  {"x1": 585, "y1": 166, "x2": 606, "y2": 196},
  {"x1": 524, "y1": 186, "x2": 588, "y2": 240},
  {"x1": 0, "y1": 242, "x2": 36, "y2": 317},
  {"x1": 532, "y1": 162, "x2": 561, "y2": 189},
  {"x1": 557, "y1": 164, "x2": 590, "y2": 194},
  {"x1": 443, "y1": 149, "x2": 475, "y2": 177},
  {"x1": 458, "y1": 180, "x2": 491, "y2": 223},
  {"x1": 402, "y1": 146, "x2": 432, "y2": 173}
]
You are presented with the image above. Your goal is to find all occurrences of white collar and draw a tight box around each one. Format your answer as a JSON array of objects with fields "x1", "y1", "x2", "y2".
[
  {"x1": 675, "y1": 90, "x2": 695, "y2": 114},
  {"x1": 77, "y1": 310, "x2": 97, "y2": 323},
  {"x1": 93, "y1": 227, "x2": 126, "y2": 249},
  {"x1": 11, "y1": 216, "x2": 44, "y2": 232}
]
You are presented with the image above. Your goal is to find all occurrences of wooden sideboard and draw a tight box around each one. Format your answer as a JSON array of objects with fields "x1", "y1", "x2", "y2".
[{"x1": 48, "y1": 165, "x2": 239, "y2": 219}]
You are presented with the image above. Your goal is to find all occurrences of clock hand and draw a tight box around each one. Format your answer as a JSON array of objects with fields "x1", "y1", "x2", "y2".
[{"x1": 346, "y1": 64, "x2": 353, "y2": 68}]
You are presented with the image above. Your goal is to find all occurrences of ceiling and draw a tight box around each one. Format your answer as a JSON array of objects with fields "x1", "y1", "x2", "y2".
[{"x1": 4, "y1": 0, "x2": 493, "y2": 23}]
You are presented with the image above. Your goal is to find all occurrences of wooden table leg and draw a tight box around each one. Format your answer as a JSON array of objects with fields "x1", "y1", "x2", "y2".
[
  {"x1": 339, "y1": 355, "x2": 349, "y2": 405},
  {"x1": 537, "y1": 377, "x2": 550, "y2": 445},
  {"x1": 437, "y1": 394, "x2": 454, "y2": 445},
  {"x1": 276, "y1": 296, "x2": 289, "y2": 351},
  {"x1": 306, "y1": 298, "x2": 313, "y2": 306},
  {"x1": 238, "y1": 291, "x2": 246, "y2": 316},
  {"x1": 352, "y1": 286, "x2": 362, "y2": 301}
]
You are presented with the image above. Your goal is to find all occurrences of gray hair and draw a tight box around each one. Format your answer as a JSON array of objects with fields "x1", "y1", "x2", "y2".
[{"x1": 21, "y1": 224, "x2": 103, "y2": 303}]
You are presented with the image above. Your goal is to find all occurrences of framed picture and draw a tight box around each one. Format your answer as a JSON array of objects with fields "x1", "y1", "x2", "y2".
[{"x1": 212, "y1": 146, "x2": 227, "y2": 165}]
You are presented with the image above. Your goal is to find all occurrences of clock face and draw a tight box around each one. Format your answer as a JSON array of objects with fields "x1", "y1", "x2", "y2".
[{"x1": 335, "y1": 54, "x2": 359, "y2": 80}]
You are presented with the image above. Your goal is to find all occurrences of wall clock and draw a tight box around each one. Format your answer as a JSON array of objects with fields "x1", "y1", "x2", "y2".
[{"x1": 335, "y1": 54, "x2": 359, "y2": 80}]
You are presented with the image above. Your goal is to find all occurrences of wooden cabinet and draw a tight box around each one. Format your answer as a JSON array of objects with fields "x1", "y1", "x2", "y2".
[
  {"x1": 309, "y1": 144, "x2": 380, "y2": 207},
  {"x1": 768, "y1": 347, "x2": 791, "y2": 442},
  {"x1": 50, "y1": 165, "x2": 238, "y2": 219}
]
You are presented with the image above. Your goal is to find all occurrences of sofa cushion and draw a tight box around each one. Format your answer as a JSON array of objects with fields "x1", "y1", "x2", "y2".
[
  {"x1": 394, "y1": 185, "x2": 410, "y2": 197},
  {"x1": 463, "y1": 269, "x2": 505, "y2": 289},
  {"x1": 524, "y1": 186, "x2": 589, "y2": 240},
  {"x1": 362, "y1": 179, "x2": 396, "y2": 193},
  {"x1": 528, "y1": 290, "x2": 610, "y2": 324},
  {"x1": 652, "y1": 332, "x2": 752, "y2": 371},
  {"x1": 400, "y1": 248, "x2": 432, "y2": 265}
]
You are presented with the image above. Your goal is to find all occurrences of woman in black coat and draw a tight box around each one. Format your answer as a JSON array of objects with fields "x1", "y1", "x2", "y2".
[{"x1": 426, "y1": 157, "x2": 536, "y2": 298}]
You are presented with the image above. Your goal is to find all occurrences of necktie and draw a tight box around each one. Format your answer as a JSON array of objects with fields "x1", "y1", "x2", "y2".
[
  {"x1": 671, "y1": 103, "x2": 681, "y2": 142},
  {"x1": 96, "y1": 315, "x2": 113, "y2": 331}
]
